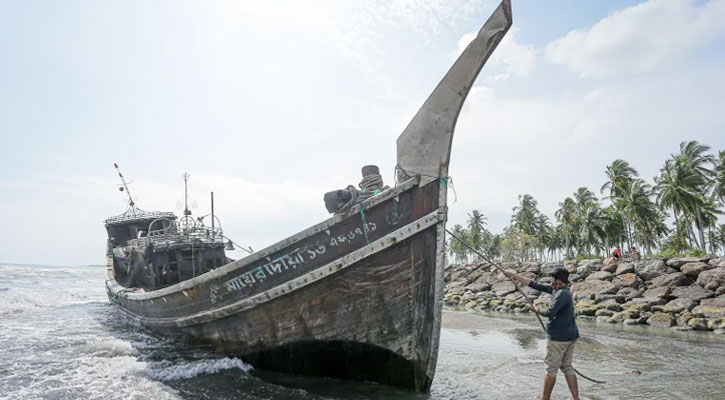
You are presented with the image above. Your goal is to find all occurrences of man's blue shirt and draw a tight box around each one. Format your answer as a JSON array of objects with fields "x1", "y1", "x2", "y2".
[{"x1": 529, "y1": 281, "x2": 580, "y2": 342}]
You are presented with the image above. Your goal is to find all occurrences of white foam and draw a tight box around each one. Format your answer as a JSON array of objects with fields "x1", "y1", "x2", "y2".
[
  {"x1": 149, "y1": 357, "x2": 253, "y2": 381},
  {"x1": 86, "y1": 338, "x2": 136, "y2": 357}
]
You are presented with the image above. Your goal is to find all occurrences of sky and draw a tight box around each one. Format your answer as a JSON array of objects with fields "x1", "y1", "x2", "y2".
[{"x1": 1, "y1": 0, "x2": 724, "y2": 265}]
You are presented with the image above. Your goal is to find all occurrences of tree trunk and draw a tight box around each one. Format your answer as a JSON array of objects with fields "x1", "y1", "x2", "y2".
[
  {"x1": 673, "y1": 206, "x2": 681, "y2": 249},
  {"x1": 695, "y1": 208, "x2": 706, "y2": 250}
]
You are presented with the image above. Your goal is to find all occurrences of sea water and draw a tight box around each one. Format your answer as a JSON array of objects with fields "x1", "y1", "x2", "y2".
[{"x1": 1, "y1": 263, "x2": 724, "y2": 400}]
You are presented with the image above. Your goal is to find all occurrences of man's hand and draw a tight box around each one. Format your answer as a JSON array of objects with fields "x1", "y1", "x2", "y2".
[
  {"x1": 529, "y1": 304, "x2": 539, "y2": 314},
  {"x1": 504, "y1": 269, "x2": 516, "y2": 279}
]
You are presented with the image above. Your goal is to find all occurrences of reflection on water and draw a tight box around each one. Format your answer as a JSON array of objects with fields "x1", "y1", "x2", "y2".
[{"x1": 1, "y1": 264, "x2": 724, "y2": 400}]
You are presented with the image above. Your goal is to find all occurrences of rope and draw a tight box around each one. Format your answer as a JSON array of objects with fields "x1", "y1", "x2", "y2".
[
  {"x1": 445, "y1": 228, "x2": 606, "y2": 384},
  {"x1": 360, "y1": 208, "x2": 370, "y2": 244},
  {"x1": 396, "y1": 164, "x2": 457, "y2": 203}
]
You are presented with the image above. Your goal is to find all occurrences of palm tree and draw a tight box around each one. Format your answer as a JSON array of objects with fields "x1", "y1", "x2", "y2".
[
  {"x1": 555, "y1": 197, "x2": 577, "y2": 258},
  {"x1": 449, "y1": 224, "x2": 470, "y2": 263},
  {"x1": 511, "y1": 194, "x2": 542, "y2": 236},
  {"x1": 713, "y1": 151, "x2": 725, "y2": 205},
  {"x1": 467, "y1": 210, "x2": 487, "y2": 255},
  {"x1": 677, "y1": 141, "x2": 716, "y2": 249},
  {"x1": 654, "y1": 157, "x2": 702, "y2": 250},
  {"x1": 601, "y1": 160, "x2": 639, "y2": 249}
]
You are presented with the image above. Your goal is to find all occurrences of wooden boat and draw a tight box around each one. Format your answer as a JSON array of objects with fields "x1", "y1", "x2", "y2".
[{"x1": 105, "y1": 1, "x2": 511, "y2": 392}]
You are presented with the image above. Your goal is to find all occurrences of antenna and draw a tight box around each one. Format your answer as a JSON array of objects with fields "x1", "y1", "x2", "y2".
[
  {"x1": 182, "y1": 172, "x2": 191, "y2": 216},
  {"x1": 114, "y1": 163, "x2": 136, "y2": 208}
]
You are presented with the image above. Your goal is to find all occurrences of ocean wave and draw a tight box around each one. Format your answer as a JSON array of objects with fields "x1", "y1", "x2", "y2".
[
  {"x1": 85, "y1": 338, "x2": 136, "y2": 357},
  {"x1": 148, "y1": 357, "x2": 253, "y2": 381}
]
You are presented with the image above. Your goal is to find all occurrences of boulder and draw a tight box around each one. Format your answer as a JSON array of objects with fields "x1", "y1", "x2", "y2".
[
  {"x1": 473, "y1": 272, "x2": 494, "y2": 285},
  {"x1": 680, "y1": 262, "x2": 715, "y2": 278},
  {"x1": 599, "y1": 298, "x2": 623, "y2": 311},
  {"x1": 521, "y1": 262, "x2": 540, "y2": 274},
  {"x1": 615, "y1": 262, "x2": 635, "y2": 275},
  {"x1": 670, "y1": 285, "x2": 715, "y2": 301},
  {"x1": 540, "y1": 262, "x2": 564, "y2": 275},
  {"x1": 492, "y1": 281, "x2": 517, "y2": 297},
  {"x1": 642, "y1": 286, "x2": 670, "y2": 300},
  {"x1": 650, "y1": 272, "x2": 692, "y2": 288},
  {"x1": 707, "y1": 318, "x2": 725, "y2": 330},
  {"x1": 595, "y1": 309, "x2": 614, "y2": 317},
  {"x1": 595, "y1": 294, "x2": 625, "y2": 303},
  {"x1": 692, "y1": 297, "x2": 725, "y2": 318},
  {"x1": 637, "y1": 259, "x2": 668, "y2": 281},
  {"x1": 601, "y1": 263, "x2": 618, "y2": 273},
  {"x1": 571, "y1": 280, "x2": 618, "y2": 300},
  {"x1": 586, "y1": 271, "x2": 614, "y2": 281},
  {"x1": 717, "y1": 286, "x2": 725, "y2": 296},
  {"x1": 708, "y1": 257, "x2": 725, "y2": 268},
  {"x1": 611, "y1": 310, "x2": 639, "y2": 322},
  {"x1": 696, "y1": 267, "x2": 725, "y2": 290},
  {"x1": 647, "y1": 312, "x2": 675, "y2": 327},
  {"x1": 577, "y1": 260, "x2": 602, "y2": 276},
  {"x1": 655, "y1": 298, "x2": 695, "y2": 313},
  {"x1": 569, "y1": 273, "x2": 583, "y2": 282},
  {"x1": 563, "y1": 260, "x2": 578, "y2": 273},
  {"x1": 667, "y1": 257, "x2": 711, "y2": 270},
  {"x1": 624, "y1": 317, "x2": 648, "y2": 325},
  {"x1": 450, "y1": 268, "x2": 470, "y2": 283},
  {"x1": 612, "y1": 273, "x2": 642, "y2": 289},
  {"x1": 687, "y1": 318, "x2": 711, "y2": 331},
  {"x1": 623, "y1": 297, "x2": 666, "y2": 312},
  {"x1": 464, "y1": 282, "x2": 491, "y2": 293}
]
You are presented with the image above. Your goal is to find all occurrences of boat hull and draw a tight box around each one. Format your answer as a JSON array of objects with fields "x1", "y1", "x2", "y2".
[{"x1": 107, "y1": 179, "x2": 445, "y2": 391}]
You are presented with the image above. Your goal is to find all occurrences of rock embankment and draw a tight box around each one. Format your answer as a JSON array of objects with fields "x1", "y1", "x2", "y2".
[{"x1": 443, "y1": 256, "x2": 725, "y2": 334}]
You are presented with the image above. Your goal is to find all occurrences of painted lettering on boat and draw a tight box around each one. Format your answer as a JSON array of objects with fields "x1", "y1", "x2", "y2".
[{"x1": 222, "y1": 222, "x2": 377, "y2": 295}]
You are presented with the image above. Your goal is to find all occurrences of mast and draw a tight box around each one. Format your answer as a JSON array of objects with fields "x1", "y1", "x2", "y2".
[
  {"x1": 396, "y1": 0, "x2": 512, "y2": 185},
  {"x1": 114, "y1": 162, "x2": 137, "y2": 209}
]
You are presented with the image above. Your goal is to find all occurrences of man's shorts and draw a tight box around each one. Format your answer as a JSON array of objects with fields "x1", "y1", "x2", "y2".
[{"x1": 545, "y1": 339, "x2": 577, "y2": 377}]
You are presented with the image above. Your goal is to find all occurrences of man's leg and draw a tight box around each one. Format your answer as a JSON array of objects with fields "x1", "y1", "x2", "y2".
[
  {"x1": 543, "y1": 340, "x2": 565, "y2": 400},
  {"x1": 542, "y1": 373, "x2": 556, "y2": 400},
  {"x1": 560, "y1": 340, "x2": 579, "y2": 400},
  {"x1": 564, "y1": 374, "x2": 579, "y2": 400}
]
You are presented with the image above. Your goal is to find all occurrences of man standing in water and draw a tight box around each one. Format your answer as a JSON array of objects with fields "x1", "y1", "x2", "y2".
[{"x1": 504, "y1": 268, "x2": 579, "y2": 400}]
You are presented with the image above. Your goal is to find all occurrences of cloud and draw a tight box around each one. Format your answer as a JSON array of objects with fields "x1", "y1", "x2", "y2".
[
  {"x1": 545, "y1": 0, "x2": 725, "y2": 78},
  {"x1": 456, "y1": 27, "x2": 536, "y2": 78}
]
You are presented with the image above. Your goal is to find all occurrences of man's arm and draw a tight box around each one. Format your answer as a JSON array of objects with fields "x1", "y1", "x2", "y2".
[
  {"x1": 504, "y1": 270, "x2": 553, "y2": 294},
  {"x1": 540, "y1": 290, "x2": 566, "y2": 317}
]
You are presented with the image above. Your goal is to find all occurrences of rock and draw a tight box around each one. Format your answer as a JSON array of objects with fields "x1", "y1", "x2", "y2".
[
  {"x1": 615, "y1": 262, "x2": 635, "y2": 275},
  {"x1": 521, "y1": 285, "x2": 540, "y2": 298},
  {"x1": 595, "y1": 309, "x2": 615, "y2": 317},
  {"x1": 450, "y1": 268, "x2": 470, "y2": 282},
  {"x1": 696, "y1": 267, "x2": 725, "y2": 290},
  {"x1": 677, "y1": 311, "x2": 696, "y2": 326},
  {"x1": 680, "y1": 262, "x2": 715, "y2": 278},
  {"x1": 647, "y1": 312, "x2": 676, "y2": 327},
  {"x1": 617, "y1": 287, "x2": 643, "y2": 301},
  {"x1": 670, "y1": 285, "x2": 715, "y2": 301},
  {"x1": 667, "y1": 257, "x2": 711, "y2": 269},
  {"x1": 571, "y1": 280, "x2": 618, "y2": 300},
  {"x1": 595, "y1": 294, "x2": 625, "y2": 303},
  {"x1": 601, "y1": 263, "x2": 618, "y2": 273},
  {"x1": 611, "y1": 310, "x2": 639, "y2": 322},
  {"x1": 599, "y1": 298, "x2": 623, "y2": 311},
  {"x1": 707, "y1": 318, "x2": 725, "y2": 330},
  {"x1": 637, "y1": 259, "x2": 669, "y2": 281},
  {"x1": 687, "y1": 318, "x2": 711, "y2": 331},
  {"x1": 612, "y1": 273, "x2": 642, "y2": 289},
  {"x1": 521, "y1": 262, "x2": 540, "y2": 274},
  {"x1": 642, "y1": 286, "x2": 670, "y2": 300},
  {"x1": 655, "y1": 298, "x2": 695, "y2": 313},
  {"x1": 492, "y1": 281, "x2": 517, "y2": 296},
  {"x1": 464, "y1": 282, "x2": 491, "y2": 293},
  {"x1": 577, "y1": 260, "x2": 602, "y2": 276},
  {"x1": 569, "y1": 273, "x2": 583, "y2": 282},
  {"x1": 564, "y1": 260, "x2": 578, "y2": 273},
  {"x1": 586, "y1": 271, "x2": 614, "y2": 281},
  {"x1": 540, "y1": 262, "x2": 564, "y2": 275},
  {"x1": 650, "y1": 272, "x2": 692, "y2": 288},
  {"x1": 623, "y1": 297, "x2": 666, "y2": 312},
  {"x1": 596, "y1": 316, "x2": 613, "y2": 323},
  {"x1": 692, "y1": 297, "x2": 725, "y2": 318},
  {"x1": 717, "y1": 286, "x2": 725, "y2": 296},
  {"x1": 708, "y1": 257, "x2": 725, "y2": 268},
  {"x1": 624, "y1": 317, "x2": 647, "y2": 325}
]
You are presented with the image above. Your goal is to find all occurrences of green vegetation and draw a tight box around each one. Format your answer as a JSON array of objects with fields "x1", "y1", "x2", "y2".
[{"x1": 448, "y1": 141, "x2": 725, "y2": 262}]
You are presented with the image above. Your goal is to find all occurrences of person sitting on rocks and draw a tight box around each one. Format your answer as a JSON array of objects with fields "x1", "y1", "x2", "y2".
[
  {"x1": 504, "y1": 268, "x2": 580, "y2": 400},
  {"x1": 612, "y1": 246, "x2": 622, "y2": 260},
  {"x1": 630, "y1": 247, "x2": 640, "y2": 262}
]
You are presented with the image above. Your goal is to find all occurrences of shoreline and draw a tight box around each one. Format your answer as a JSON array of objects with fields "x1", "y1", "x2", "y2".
[{"x1": 443, "y1": 256, "x2": 725, "y2": 335}]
